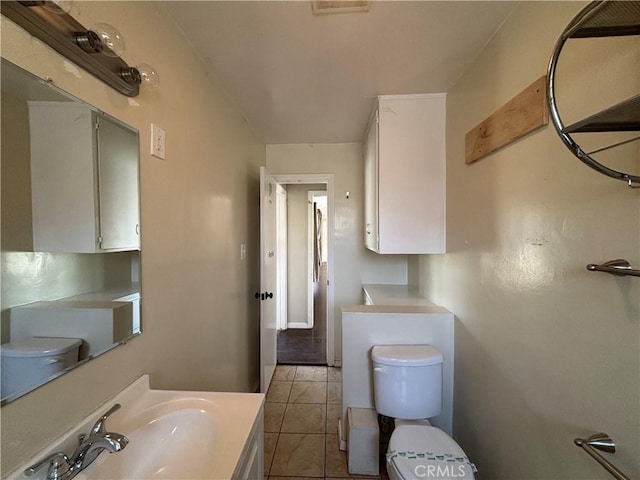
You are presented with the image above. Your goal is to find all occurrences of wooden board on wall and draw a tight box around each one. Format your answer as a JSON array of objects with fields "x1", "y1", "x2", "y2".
[{"x1": 465, "y1": 75, "x2": 549, "y2": 164}]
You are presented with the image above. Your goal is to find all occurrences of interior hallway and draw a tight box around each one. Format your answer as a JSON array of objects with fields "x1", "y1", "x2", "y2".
[
  {"x1": 277, "y1": 264, "x2": 327, "y2": 365},
  {"x1": 264, "y1": 365, "x2": 388, "y2": 479}
]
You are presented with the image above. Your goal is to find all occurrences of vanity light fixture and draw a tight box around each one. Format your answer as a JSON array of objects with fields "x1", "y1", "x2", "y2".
[
  {"x1": 74, "y1": 22, "x2": 125, "y2": 56},
  {"x1": 119, "y1": 64, "x2": 160, "y2": 87},
  {"x1": 90, "y1": 22, "x2": 126, "y2": 57},
  {"x1": 1, "y1": 1, "x2": 159, "y2": 96},
  {"x1": 41, "y1": 0, "x2": 72, "y2": 15}
]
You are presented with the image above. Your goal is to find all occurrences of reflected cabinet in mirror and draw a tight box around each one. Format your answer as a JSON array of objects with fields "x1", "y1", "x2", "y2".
[{"x1": 0, "y1": 58, "x2": 142, "y2": 405}]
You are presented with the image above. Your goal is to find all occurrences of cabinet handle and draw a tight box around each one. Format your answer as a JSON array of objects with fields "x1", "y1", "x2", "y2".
[
  {"x1": 366, "y1": 223, "x2": 371, "y2": 235},
  {"x1": 135, "y1": 224, "x2": 140, "y2": 235}
]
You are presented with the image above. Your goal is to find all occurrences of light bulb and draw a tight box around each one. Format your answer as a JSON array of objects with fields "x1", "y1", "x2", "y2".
[
  {"x1": 136, "y1": 63, "x2": 160, "y2": 88},
  {"x1": 91, "y1": 22, "x2": 125, "y2": 57}
]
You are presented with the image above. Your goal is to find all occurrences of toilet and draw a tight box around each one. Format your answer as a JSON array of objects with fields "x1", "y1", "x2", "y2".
[
  {"x1": 372, "y1": 345, "x2": 476, "y2": 480},
  {"x1": 0, "y1": 336, "x2": 82, "y2": 400}
]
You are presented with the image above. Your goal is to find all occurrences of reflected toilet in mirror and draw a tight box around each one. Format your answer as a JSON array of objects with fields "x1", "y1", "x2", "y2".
[{"x1": 0, "y1": 58, "x2": 142, "y2": 404}]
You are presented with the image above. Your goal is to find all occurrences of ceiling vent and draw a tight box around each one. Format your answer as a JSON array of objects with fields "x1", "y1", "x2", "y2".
[{"x1": 311, "y1": 1, "x2": 372, "y2": 15}]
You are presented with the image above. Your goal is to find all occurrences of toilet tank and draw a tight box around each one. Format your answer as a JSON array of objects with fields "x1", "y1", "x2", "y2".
[
  {"x1": 372, "y1": 345, "x2": 443, "y2": 420},
  {"x1": 1, "y1": 337, "x2": 82, "y2": 400}
]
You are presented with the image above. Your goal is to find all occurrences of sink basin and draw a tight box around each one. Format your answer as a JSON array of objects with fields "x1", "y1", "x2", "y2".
[
  {"x1": 78, "y1": 400, "x2": 222, "y2": 479},
  {"x1": 10, "y1": 376, "x2": 264, "y2": 480}
]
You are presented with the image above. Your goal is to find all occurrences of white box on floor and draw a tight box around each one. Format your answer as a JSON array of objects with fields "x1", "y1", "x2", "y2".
[{"x1": 347, "y1": 407, "x2": 379, "y2": 476}]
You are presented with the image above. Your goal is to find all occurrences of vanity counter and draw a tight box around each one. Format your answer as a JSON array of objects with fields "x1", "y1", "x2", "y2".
[
  {"x1": 7, "y1": 375, "x2": 265, "y2": 480},
  {"x1": 362, "y1": 283, "x2": 434, "y2": 306}
]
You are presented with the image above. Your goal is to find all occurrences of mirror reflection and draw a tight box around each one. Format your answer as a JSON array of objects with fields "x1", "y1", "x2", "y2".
[{"x1": 1, "y1": 59, "x2": 142, "y2": 405}]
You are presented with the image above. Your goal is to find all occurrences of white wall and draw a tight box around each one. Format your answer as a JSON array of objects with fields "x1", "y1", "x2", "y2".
[
  {"x1": 267, "y1": 143, "x2": 409, "y2": 363},
  {"x1": 286, "y1": 184, "x2": 325, "y2": 326},
  {"x1": 1, "y1": 2, "x2": 264, "y2": 474},
  {"x1": 412, "y1": 2, "x2": 640, "y2": 478}
]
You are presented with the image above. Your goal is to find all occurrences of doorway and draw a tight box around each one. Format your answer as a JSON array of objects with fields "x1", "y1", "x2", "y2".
[
  {"x1": 277, "y1": 186, "x2": 327, "y2": 364},
  {"x1": 271, "y1": 174, "x2": 334, "y2": 367}
]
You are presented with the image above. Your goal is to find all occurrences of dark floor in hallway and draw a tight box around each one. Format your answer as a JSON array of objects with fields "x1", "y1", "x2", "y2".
[{"x1": 277, "y1": 264, "x2": 327, "y2": 365}]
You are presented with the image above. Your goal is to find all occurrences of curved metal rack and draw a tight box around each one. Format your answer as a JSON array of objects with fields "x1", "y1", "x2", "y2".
[{"x1": 547, "y1": 1, "x2": 640, "y2": 188}]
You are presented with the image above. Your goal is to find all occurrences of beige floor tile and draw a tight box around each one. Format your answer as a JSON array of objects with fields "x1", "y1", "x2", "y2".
[
  {"x1": 326, "y1": 403, "x2": 342, "y2": 435},
  {"x1": 327, "y1": 381, "x2": 342, "y2": 404},
  {"x1": 294, "y1": 365, "x2": 328, "y2": 382},
  {"x1": 281, "y1": 403, "x2": 327, "y2": 433},
  {"x1": 270, "y1": 433, "x2": 325, "y2": 477},
  {"x1": 328, "y1": 367, "x2": 342, "y2": 382},
  {"x1": 273, "y1": 365, "x2": 297, "y2": 381},
  {"x1": 325, "y1": 433, "x2": 351, "y2": 478},
  {"x1": 264, "y1": 432, "x2": 278, "y2": 476},
  {"x1": 264, "y1": 402, "x2": 287, "y2": 433},
  {"x1": 289, "y1": 381, "x2": 327, "y2": 403},
  {"x1": 266, "y1": 381, "x2": 292, "y2": 403}
]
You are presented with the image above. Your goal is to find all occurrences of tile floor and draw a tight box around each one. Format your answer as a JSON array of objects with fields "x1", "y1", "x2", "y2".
[{"x1": 264, "y1": 365, "x2": 388, "y2": 479}]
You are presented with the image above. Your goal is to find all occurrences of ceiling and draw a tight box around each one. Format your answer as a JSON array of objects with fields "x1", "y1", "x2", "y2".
[{"x1": 162, "y1": 1, "x2": 517, "y2": 144}]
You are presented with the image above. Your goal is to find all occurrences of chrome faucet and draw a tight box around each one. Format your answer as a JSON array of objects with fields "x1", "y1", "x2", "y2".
[{"x1": 25, "y1": 404, "x2": 128, "y2": 480}]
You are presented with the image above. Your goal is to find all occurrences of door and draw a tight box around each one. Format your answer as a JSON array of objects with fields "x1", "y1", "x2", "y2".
[
  {"x1": 260, "y1": 167, "x2": 278, "y2": 393},
  {"x1": 97, "y1": 114, "x2": 140, "y2": 251},
  {"x1": 364, "y1": 109, "x2": 378, "y2": 251}
]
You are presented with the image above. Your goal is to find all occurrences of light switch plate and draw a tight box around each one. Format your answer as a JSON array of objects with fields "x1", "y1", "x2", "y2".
[{"x1": 151, "y1": 123, "x2": 166, "y2": 159}]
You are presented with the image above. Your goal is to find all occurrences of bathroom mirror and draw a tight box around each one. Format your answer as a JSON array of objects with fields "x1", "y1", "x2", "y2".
[{"x1": 0, "y1": 58, "x2": 142, "y2": 405}]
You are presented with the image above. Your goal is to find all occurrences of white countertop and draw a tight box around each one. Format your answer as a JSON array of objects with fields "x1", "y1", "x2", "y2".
[
  {"x1": 67, "y1": 283, "x2": 140, "y2": 302},
  {"x1": 362, "y1": 283, "x2": 435, "y2": 306}
]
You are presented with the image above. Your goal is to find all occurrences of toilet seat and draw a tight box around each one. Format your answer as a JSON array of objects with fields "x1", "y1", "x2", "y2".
[{"x1": 387, "y1": 425, "x2": 476, "y2": 480}]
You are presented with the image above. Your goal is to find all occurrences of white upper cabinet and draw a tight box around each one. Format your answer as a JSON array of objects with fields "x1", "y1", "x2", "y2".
[
  {"x1": 363, "y1": 94, "x2": 446, "y2": 254},
  {"x1": 28, "y1": 102, "x2": 140, "y2": 253}
]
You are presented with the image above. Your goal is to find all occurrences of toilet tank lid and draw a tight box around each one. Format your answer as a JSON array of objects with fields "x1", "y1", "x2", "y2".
[
  {"x1": 372, "y1": 345, "x2": 443, "y2": 366},
  {"x1": 0, "y1": 337, "x2": 82, "y2": 358}
]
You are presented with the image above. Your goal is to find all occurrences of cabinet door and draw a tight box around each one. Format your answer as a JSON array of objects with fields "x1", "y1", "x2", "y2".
[
  {"x1": 29, "y1": 103, "x2": 99, "y2": 253},
  {"x1": 363, "y1": 110, "x2": 379, "y2": 251},
  {"x1": 377, "y1": 96, "x2": 445, "y2": 254},
  {"x1": 96, "y1": 115, "x2": 140, "y2": 251}
]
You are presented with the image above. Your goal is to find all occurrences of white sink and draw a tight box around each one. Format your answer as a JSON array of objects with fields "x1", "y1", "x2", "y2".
[{"x1": 10, "y1": 376, "x2": 265, "y2": 480}]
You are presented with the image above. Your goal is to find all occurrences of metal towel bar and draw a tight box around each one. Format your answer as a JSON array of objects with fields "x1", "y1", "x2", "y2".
[
  {"x1": 586, "y1": 259, "x2": 640, "y2": 277},
  {"x1": 574, "y1": 433, "x2": 631, "y2": 480}
]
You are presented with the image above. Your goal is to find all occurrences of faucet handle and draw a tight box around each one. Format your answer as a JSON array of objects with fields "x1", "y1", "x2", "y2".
[
  {"x1": 25, "y1": 452, "x2": 71, "y2": 480},
  {"x1": 90, "y1": 403, "x2": 121, "y2": 436}
]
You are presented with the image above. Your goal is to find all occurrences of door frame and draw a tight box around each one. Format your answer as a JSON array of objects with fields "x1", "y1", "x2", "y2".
[{"x1": 272, "y1": 173, "x2": 336, "y2": 366}]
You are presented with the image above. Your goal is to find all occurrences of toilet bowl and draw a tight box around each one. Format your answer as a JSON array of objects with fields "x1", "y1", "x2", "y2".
[
  {"x1": 372, "y1": 345, "x2": 476, "y2": 480},
  {"x1": 387, "y1": 424, "x2": 475, "y2": 480}
]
